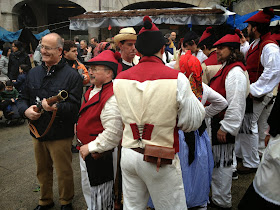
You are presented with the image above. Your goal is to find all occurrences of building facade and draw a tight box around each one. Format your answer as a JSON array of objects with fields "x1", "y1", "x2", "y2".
[{"x1": 0, "y1": 0, "x2": 279, "y2": 38}]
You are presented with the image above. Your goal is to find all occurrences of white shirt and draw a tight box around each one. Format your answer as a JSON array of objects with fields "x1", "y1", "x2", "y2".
[
  {"x1": 220, "y1": 64, "x2": 248, "y2": 136},
  {"x1": 87, "y1": 86, "x2": 123, "y2": 153},
  {"x1": 241, "y1": 39, "x2": 280, "y2": 97},
  {"x1": 193, "y1": 49, "x2": 208, "y2": 64},
  {"x1": 201, "y1": 83, "x2": 228, "y2": 118},
  {"x1": 177, "y1": 72, "x2": 206, "y2": 132}
]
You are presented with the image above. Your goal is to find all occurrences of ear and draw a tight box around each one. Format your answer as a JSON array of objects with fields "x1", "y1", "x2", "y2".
[
  {"x1": 118, "y1": 42, "x2": 123, "y2": 49},
  {"x1": 252, "y1": 26, "x2": 257, "y2": 33},
  {"x1": 160, "y1": 46, "x2": 165, "y2": 54}
]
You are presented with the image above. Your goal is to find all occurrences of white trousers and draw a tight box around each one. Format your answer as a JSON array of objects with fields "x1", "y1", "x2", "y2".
[
  {"x1": 79, "y1": 149, "x2": 118, "y2": 210},
  {"x1": 121, "y1": 147, "x2": 187, "y2": 210},
  {"x1": 235, "y1": 93, "x2": 273, "y2": 168},
  {"x1": 253, "y1": 134, "x2": 280, "y2": 206},
  {"x1": 211, "y1": 166, "x2": 233, "y2": 208},
  {"x1": 79, "y1": 154, "x2": 92, "y2": 210}
]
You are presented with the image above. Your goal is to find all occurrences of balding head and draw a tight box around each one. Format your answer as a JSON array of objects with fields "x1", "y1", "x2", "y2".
[
  {"x1": 170, "y1": 32, "x2": 176, "y2": 41},
  {"x1": 41, "y1": 33, "x2": 63, "y2": 68}
]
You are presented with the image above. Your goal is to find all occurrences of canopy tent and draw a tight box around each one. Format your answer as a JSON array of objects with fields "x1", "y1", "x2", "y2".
[
  {"x1": 226, "y1": 11, "x2": 258, "y2": 30},
  {"x1": 270, "y1": 15, "x2": 280, "y2": 26},
  {"x1": 0, "y1": 27, "x2": 50, "y2": 43},
  {"x1": 69, "y1": 6, "x2": 233, "y2": 31},
  {"x1": 227, "y1": 11, "x2": 280, "y2": 30}
]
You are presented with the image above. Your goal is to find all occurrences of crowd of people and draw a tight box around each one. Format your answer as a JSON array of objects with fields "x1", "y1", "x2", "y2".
[{"x1": 1, "y1": 6, "x2": 280, "y2": 210}]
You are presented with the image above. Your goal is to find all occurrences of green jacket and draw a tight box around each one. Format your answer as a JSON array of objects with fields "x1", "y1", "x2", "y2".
[{"x1": 1, "y1": 88, "x2": 19, "y2": 100}]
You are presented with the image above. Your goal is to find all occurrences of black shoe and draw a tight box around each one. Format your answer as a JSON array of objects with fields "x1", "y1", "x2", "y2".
[
  {"x1": 232, "y1": 171, "x2": 238, "y2": 180},
  {"x1": 34, "y1": 202, "x2": 54, "y2": 210},
  {"x1": 71, "y1": 145, "x2": 79, "y2": 153},
  {"x1": 208, "y1": 199, "x2": 232, "y2": 209},
  {"x1": 237, "y1": 165, "x2": 257, "y2": 174},
  {"x1": 61, "y1": 203, "x2": 73, "y2": 210}
]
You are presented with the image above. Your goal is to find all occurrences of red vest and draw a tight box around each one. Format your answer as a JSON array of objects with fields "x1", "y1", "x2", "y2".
[
  {"x1": 210, "y1": 62, "x2": 246, "y2": 98},
  {"x1": 246, "y1": 32, "x2": 277, "y2": 83},
  {"x1": 204, "y1": 50, "x2": 219, "y2": 66},
  {"x1": 76, "y1": 82, "x2": 114, "y2": 145}
]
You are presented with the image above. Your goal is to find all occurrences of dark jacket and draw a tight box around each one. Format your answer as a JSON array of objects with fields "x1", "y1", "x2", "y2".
[
  {"x1": 13, "y1": 73, "x2": 27, "y2": 93},
  {"x1": 17, "y1": 59, "x2": 83, "y2": 141},
  {"x1": 8, "y1": 51, "x2": 31, "y2": 80}
]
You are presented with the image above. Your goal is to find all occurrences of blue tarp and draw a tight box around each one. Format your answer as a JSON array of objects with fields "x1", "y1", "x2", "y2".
[
  {"x1": 227, "y1": 11, "x2": 280, "y2": 30},
  {"x1": 0, "y1": 27, "x2": 50, "y2": 42},
  {"x1": 34, "y1": 29, "x2": 51, "y2": 40},
  {"x1": 227, "y1": 11, "x2": 258, "y2": 30},
  {"x1": 0, "y1": 27, "x2": 22, "y2": 42}
]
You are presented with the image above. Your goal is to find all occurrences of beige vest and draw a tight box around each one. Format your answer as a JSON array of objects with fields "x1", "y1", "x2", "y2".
[{"x1": 114, "y1": 79, "x2": 178, "y2": 149}]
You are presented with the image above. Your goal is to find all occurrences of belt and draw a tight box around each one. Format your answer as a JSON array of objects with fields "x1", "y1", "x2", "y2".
[{"x1": 131, "y1": 147, "x2": 144, "y2": 154}]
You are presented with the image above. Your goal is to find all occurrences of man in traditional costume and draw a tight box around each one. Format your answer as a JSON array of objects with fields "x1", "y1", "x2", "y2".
[
  {"x1": 236, "y1": 8, "x2": 280, "y2": 174},
  {"x1": 113, "y1": 16, "x2": 205, "y2": 210},
  {"x1": 182, "y1": 31, "x2": 208, "y2": 64},
  {"x1": 114, "y1": 27, "x2": 138, "y2": 72},
  {"x1": 208, "y1": 30, "x2": 249, "y2": 209},
  {"x1": 77, "y1": 50, "x2": 123, "y2": 210},
  {"x1": 238, "y1": 84, "x2": 280, "y2": 210},
  {"x1": 197, "y1": 27, "x2": 222, "y2": 84}
]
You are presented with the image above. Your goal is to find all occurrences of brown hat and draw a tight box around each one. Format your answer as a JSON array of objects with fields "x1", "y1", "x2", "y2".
[{"x1": 114, "y1": 27, "x2": 137, "y2": 45}]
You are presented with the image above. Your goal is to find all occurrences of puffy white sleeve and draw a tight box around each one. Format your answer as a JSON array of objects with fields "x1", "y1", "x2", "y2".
[
  {"x1": 202, "y1": 83, "x2": 228, "y2": 118},
  {"x1": 88, "y1": 95, "x2": 123, "y2": 153},
  {"x1": 177, "y1": 72, "x2": 205, "y2": 132},
  {"x1": 220, "y1": 67, "x2": 247, "y2": 136},
  {"x1": 250, "y1": 43, "x2": 280, "y2": 97},
  {"x1": 240, "y1": 41, "x2": 250, "y2": 56}
]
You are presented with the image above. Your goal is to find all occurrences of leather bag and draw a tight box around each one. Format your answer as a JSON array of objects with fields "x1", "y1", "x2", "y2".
[{"x1": 144, "y1": 144, "x2": 175, "y2": 172}]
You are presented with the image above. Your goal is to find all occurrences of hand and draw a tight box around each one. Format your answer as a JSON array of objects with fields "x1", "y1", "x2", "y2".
[
  {"x1": 265, "y1": 135, "x2": 270, "y2": 147},
  {"x1": 80, "y1": 144, "x2": 90, "y2": 160},
  {"x1": 217, "y1": 128, "x2": 227, "y2": 143},
  {"x1": 240, "y1": 32, "x2": 246, "y2": 44},
  {"x1": 87, "y1": 46, "x2": 92, "y2": 53},
  {"x1": 74, "y1": 123, "x2": 77, "y2": 135},
  {"x1": 174, "y1": 49, "x2": 183, "y2": 70},
  {"x1": 11, "y1": 98, "x2": 15, "y2": 103},
  {"x1": 41, "y1": 98, "x2": 57, "y2": 112},
  {"x1": 249, "y1": 93, "x2": 254, "y2": 98},
  {"x1": 25, "y1": 105, "x2": 41, "y2": 120}
]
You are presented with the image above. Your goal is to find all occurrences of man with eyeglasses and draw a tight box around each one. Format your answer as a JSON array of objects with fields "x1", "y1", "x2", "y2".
[
  {"x1": 77, "y1": 50, "x2": 123, "y2": 210},
  {"x1": 17, "y1": 33, "x2": 83, "y2": 210}
]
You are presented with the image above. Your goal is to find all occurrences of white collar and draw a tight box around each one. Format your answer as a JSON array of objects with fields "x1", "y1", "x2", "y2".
[{"x1": 122, "y1": 59, "x2": 133, "y2": 66}]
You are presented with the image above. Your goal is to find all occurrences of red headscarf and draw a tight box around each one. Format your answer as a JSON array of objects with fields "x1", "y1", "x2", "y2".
[{"x1": 179, "y1": 50, "x2": 203, "y2": 101}]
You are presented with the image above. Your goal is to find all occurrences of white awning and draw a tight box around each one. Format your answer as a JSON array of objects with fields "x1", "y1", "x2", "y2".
[{"x1": 69, "y1": 5, "x2": 231, "y2": 30}]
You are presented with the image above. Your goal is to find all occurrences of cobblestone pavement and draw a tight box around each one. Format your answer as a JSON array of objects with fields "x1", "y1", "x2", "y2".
[{"x1": 0, "y1": 120, "x2": 255, "y2": 210}]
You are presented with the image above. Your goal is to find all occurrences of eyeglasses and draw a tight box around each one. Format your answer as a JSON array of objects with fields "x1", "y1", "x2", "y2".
[
  {"x1": 88, "y1": 66, "x2": 108, "y2": 73},
  {"x1": 41, "y1": 45, "x2": 59, "y2": 51}
]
